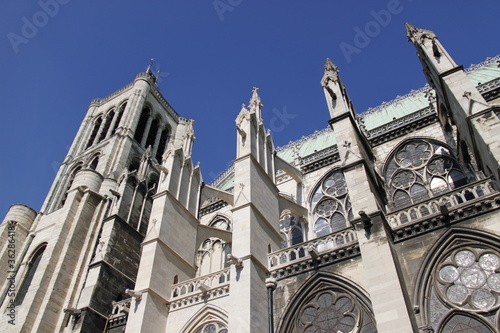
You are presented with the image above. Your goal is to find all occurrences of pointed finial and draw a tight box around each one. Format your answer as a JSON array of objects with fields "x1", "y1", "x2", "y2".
[
  {"x1": 251, "y1": 87, "x2": 260, "y2": 100},
  {"x1": 324, "y1": 58, "x2": 338, "y2": 73},
  {"x1": 249, "y1": 87, "x2": 263, "y2": 109},
  {"x1": 404, "y1": 22, "x2": 418, "y2": 38},
  {"x1": 405, "y1": 22, "x2": 436, "y2": 42}
]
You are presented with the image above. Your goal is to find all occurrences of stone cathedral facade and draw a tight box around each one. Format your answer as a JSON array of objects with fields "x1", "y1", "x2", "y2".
[{"x1": 1, "y1": 24, "x2": 500, "y2": 333}]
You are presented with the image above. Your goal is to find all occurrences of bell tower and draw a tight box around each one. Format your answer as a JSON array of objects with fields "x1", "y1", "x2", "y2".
[{"x1": 0, "y1": 68, "x2": 185, "y2": 332}]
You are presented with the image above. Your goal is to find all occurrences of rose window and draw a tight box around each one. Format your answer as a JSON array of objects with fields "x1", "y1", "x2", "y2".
[
  {"x1": 395, "y1": 142, "x2": 432, "y2": 168},
  {"x1": 299, "y1": 291, "x2": 357, "y2": 333},
  {"x1": 437, "y1": 248, "x2": 500, "y2": 310},
  {"x1": 323, "y1": 172, "x2": 348, "y2": 197}
]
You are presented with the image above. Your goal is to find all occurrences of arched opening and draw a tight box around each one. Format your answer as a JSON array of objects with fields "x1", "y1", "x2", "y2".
[
  {"x1": 134, "y1": 107, "x2": 150, "y2": 143},
  {"x1": 384, "y1": 139, "x2": 471, "y2": 210},
  {"x1": 89, "y1": 155, "x2": 99, "y2": 170},
  {"x1": 276, "y1": 272, "x2": 377, "y2": 333},
  {"x1": 15, "y1": 244, "x2": 47, "y2": 306},
  {"x1": 209, "y1": 216, "x2": 232, "y2": 231},
  {"x1": 60, "y1": 164, "x2": 82, "y2": 207},
  {"x1": 145, "y1": 118, "x2": 160, "y2": 149},
  {"x1": 97, "y1": 109, "x2": 115, "y2": 143},
  {"x1": 86, "y1": 116, "x2": 102, "y2": 149},
  {"x1": 309, "y1": 169, "x2": 353, "y2": 238},
  {"x1": 413, "y1": 228, "x2": 500, "y2": 331},
  {"x1": 111, "y1": 102, "x2": 126, "y2": 135},
  {"x1": 279, "y1": 213, "x2": 304, "y2": 248},
  {"x1": 196, "y1": 238, "x2": 231, "y2": 277},
  {"x1": 155, "y1": 127, "x2": 170, "y2": 162}
]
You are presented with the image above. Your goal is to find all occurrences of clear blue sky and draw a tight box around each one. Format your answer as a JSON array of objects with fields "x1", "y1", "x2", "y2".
[{"x1": 1, "y1": 0, "x2": 499, "y2": 219}]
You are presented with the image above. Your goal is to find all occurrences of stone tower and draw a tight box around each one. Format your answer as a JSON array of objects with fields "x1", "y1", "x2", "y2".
[{"x1": 0, "y1": 69, "x2": 188, "y2": 332}]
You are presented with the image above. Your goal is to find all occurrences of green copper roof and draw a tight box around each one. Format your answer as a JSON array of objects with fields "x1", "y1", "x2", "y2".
[
  {"x1": 465, "y1": 55, "x2": 500, "y2": 86},
  {"x1": 359, "y1": 55, "x2": 500, "y2": 131},
  {"x1": 276, "y1": 127, "x2": 336, "y2": 164},
  {"x1": 359, "y1": 86, "x2": 431, "y2": 131}
]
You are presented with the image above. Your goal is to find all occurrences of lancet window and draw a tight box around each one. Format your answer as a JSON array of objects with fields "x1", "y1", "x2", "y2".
[
  {"x1": 280, "y1": 213, "x2": 304, "y2": 248},
  {"x1": 134, "y1": 107, "x2": 150, "y2": 143},
  {"x1": 196, "y1": 238, "x2": 231, "y2": 277},
  {"x1": 86, "y1": 116, "x2": 102, "y2": 149},
  {"x1": 145, "y1": 118, "x2": 160, "y2": 149},
  {"x1": 15, "y1": 244, "x2": 46, "y2": 306},
  {"x1": 97, "y1": 109, "x2": 115, "y2": 143},
  {"x1": 385, "y1": 139, "x2": 469, "y2": 210},
  {"x1": 111, "y1": 102, "x2": 126, "y2": 135},
  {"x1": 88, "y1": 155, "x2": 99, "y2": 170},
  {"x1": 155, "y1": 127, "x2": 169, "y2": 162},
  {"x1": 60, "y1": 164, "x2": 82, "y2": 207},
  {"x1": 310, "y1": 170, "x2": 354, "y2": 238}
]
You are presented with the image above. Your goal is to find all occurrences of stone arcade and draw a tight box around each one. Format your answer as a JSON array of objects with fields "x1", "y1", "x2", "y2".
[{"x1": 1, "y1": 24, "x2": 500, "y2": 333}]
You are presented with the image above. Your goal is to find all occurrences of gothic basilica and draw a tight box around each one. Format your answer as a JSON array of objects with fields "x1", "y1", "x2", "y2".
[{"x1": 1, "y1": 24, "x2": 500, "y2": 333}]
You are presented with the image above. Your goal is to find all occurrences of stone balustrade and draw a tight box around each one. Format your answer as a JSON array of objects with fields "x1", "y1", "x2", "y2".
[
  {"x1": 387, "y1": 178, "x2": 497, "y2": 228},
  {"x1": 268, "y1": 227, "x2": 357, "y2": 270},
  {"x1": 170, "y1": 268, "x2": 230, "y2": 301}
]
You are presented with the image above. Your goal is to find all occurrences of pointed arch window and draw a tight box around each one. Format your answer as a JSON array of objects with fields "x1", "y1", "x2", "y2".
[
  {"x1": 134, "y1": 107, "x2": 149, "y2": 143},
  {"x1": 278, "y1": 273, "x2": 377, "y2": 333},
  {"x1": 196, "y1": 238, "x2": 231, "y2": 277},
  {"x1": 209, "y1": 217, "x2": 232, "y2": 231},
  {"x1": 145, "y1": 118, "x2": 159, "y2": 149},
  {"x1": 89, "y1": 155, "x2": 99, "y2": 170},
  {"x1": 419, "y1": 241, "x2": 500, "y2": 332},
  {"x1": 280, "y1": 214, "x2": 304, "y2": 248},
  {"x1": 310, "y1": 170, "x2": 354, "y2": 238},
  {"x1": 155, "y1": 127, "x2": 169, "y2": 162},
  {"x1": 385, "y1": 139, "x2": 470, "y2": 210},
  {"x1": 86, "y1": 116, "x2": 102, "y2": 149},
  {"x1": 15, "y1": 244, "x2": 46, "y2": 306},
  {"x1": 97, "y1": 109, "x2": 115, "y2": 143},
  {"x1": 111, "y1": 102, "x2": 126, "y2": 135},
  {"x1": 60, "y1": 164, "x2": 82, "y2": 207}
]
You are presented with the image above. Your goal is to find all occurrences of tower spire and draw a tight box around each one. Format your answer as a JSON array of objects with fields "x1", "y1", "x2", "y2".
[
  {"x1": 405, "y1": 22, "x2": 437, "y2": 44},
  {"x1": 324, "y1": 58, "x2": 338, "y2": 73},
  {"x1": 321, "y1": 58, "x2": 339, "y2": 86},
  {"x1": 146, "y1": 58, "x2": 154, "y2": 74}
]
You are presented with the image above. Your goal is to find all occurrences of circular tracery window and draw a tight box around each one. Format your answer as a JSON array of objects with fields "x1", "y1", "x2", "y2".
[
  {"x1": 298, "y1": 291, "x2": 358, "y2": 333},
  {"x1": 315, "y1": 199, "x2": 337, "y2": 217},
  {"x1": 436, "y1": 248, "x2": 500, "y2": 311},
  {"x1": 395, "y1": 142, "x2": 432, "y2": 168}
]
